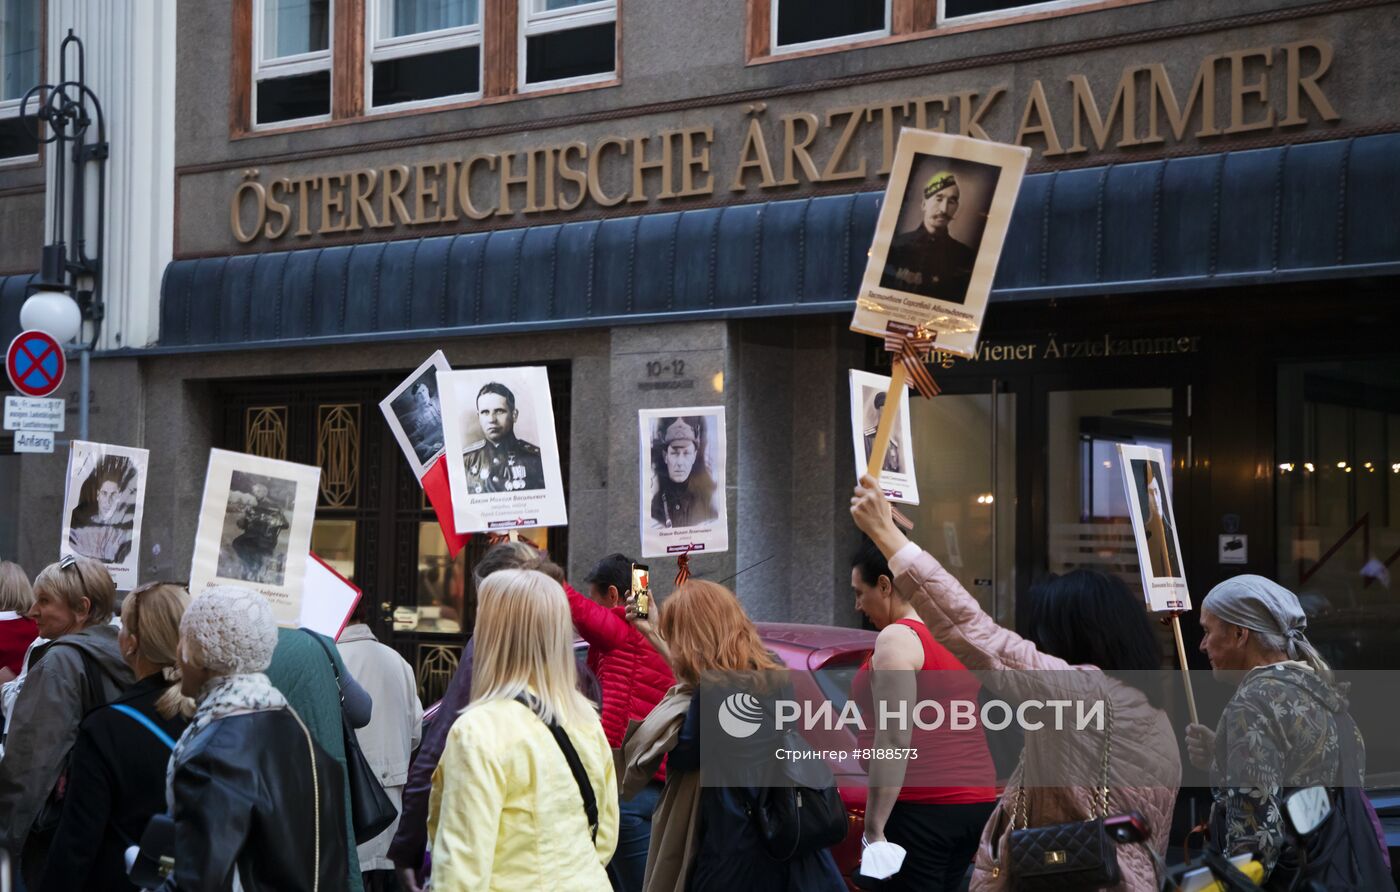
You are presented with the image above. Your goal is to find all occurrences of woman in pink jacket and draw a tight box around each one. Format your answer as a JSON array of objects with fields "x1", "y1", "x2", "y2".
[{"x1": 852, "y1": 476, "x2": 1180, "y2": 891}]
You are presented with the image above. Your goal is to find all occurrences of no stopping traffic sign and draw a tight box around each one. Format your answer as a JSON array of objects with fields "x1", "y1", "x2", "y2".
[{"x1": 6, "y1": 330, "x2": 67, "y2": 398}]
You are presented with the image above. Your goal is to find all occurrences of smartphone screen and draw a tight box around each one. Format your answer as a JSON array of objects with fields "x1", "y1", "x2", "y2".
[{"x1": 631, "y1": 563, "x2": 651, "y2": 618}]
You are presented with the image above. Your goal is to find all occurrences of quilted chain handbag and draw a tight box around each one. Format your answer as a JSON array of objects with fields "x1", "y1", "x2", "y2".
[{"x1": 1006, "y1": 701, "x2": 1121, "y2": 891}]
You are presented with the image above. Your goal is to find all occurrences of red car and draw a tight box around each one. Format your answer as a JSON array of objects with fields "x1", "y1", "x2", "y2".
[{"x1": 423, "y1": 623, "x2": 878, "y2": 888}]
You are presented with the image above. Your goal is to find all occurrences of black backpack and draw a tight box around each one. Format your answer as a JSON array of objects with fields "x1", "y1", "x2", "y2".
[{"x1": 749, "y1": 729, "x2": 849, "y2": 861}]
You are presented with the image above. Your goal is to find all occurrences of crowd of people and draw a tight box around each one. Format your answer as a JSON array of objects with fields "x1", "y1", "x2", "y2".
[{"x1": 0, "y1": 473, "x2": 1390, "y2": 890}]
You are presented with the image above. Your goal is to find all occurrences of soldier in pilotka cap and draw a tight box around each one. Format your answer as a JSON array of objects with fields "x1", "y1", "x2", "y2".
[
  {"x1": 463, "y1": 382, "x2": 545, "y2": 494},
  {"x1": 880, "y1": 169, "x2": 978, "y2": 305},
  {"x1": 649, "y1": 416, "x2": 719, "y2": 529}
]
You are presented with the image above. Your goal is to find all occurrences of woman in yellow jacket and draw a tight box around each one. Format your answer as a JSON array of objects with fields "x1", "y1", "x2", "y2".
[{"x1": 427, "y1": 568, "x2": 619, "y2": 891}]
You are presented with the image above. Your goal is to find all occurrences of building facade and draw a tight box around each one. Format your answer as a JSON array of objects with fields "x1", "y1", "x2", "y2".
[{"x1": 2, "y1": 0, "x2": 1399, "y2": 698}]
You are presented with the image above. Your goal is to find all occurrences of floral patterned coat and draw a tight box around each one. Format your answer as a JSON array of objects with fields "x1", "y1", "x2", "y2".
[{"x1": 1209, "y1": 661, "x2": 1365, "y2": 876}]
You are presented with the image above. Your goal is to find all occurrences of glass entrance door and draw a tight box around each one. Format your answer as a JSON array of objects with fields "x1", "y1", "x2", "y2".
[
  {"x1": 903, "y1": 380, "x2": 1017, "y2": 627},
  {"x1": 1043, "y1": 387, "x2": 1177, "y2": 609}
]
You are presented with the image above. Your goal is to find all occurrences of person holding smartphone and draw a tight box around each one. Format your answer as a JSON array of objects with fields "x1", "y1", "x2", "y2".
[{"x1": 566, "y1": 553, "x2": 675, "y2": 892}]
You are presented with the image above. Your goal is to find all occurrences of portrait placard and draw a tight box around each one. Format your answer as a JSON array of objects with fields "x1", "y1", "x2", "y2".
[
  {"x1": 60, "y1": 441, "x2": 149, "y2": 591},
  {"x1": 639, "y1": 407, "x2": 728, "y2": 558},
  {"x1": 848, "y1": 370, "x2": 919, "y2": 505},
  {"x1": 1117, "y1": 443, "x2": 1191, "y2": 613},
  {"x1": 190, "y1": 449, "x2": 321, "y2": 627},
  {"x1": 440, "y1": 366, "x2": 567, "y2": 533},
  {"x1": 380, "y1": 350, "x2": 451, "y2": 481},
  {"x1": 851, "y1": 130, "x2": 1030, "y2": 359}
]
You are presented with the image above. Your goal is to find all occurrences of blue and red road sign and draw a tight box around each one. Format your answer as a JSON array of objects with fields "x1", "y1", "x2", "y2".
[{"x1": 6, "y1": 330, "x2": 66, "y2": 398}]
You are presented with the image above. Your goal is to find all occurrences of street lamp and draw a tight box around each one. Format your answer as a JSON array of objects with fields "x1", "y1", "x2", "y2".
[{"x1": 18, "y1": 30, "x2": 107, "y2": 440}]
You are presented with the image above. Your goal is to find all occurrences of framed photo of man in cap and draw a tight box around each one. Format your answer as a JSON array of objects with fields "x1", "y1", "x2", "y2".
[
  {"x1": 852, "y1": 130, "x2": 1030, "y2": 359},
  {"x1": 380, "y1": 350, "x2": 451, "y2": 480},
  {"x1": 59, "y1": 440, "x2": 149, "y2": 591},
  {"x1": 848, "y1": 370, "x2": 919, "y2": 505},
  {"x1": 1116, "y1": 443, "x2": 1191, "y2": 613},
  {"x1": 440, "y1": 366, "x2": 568, "y2": 533},
  {"x1": 638, "y1": 407, "x2": 728, "y2": 558}
]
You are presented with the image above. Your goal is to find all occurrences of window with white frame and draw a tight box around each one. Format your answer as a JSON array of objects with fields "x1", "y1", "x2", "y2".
[
  {"x1": 771, "y1": 0, "x2": 888, "y2": 53},
  {"x1": 0, "y1": 0, "x2": 40, "y2": 161},
  {"x1": 939, "y1": 0, "x2": 1099, "y2": 24},
  {"x1": 254, "y1": 0, "x2": 333, "y2": 126},
  {"x1": 521, "y1": 0, "x2": 616, "y2": 90},
  {"x1": 369, "y1": 0, "x2": 482, "y2": 109}
]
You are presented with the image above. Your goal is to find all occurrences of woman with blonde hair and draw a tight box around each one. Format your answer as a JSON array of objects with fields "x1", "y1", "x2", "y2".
[
  {"x1": 428, "y1": 568, "x2": 618, "y2": 891},
  {"x1": 626, "y1": 580, "x2": 846, "y2": 892},
  {"x1": 42, "y1": 582, "x2": 195, "y2": 891},
  {"x1": 0, "y1": 557, "x2": 135, "y2": 886}
]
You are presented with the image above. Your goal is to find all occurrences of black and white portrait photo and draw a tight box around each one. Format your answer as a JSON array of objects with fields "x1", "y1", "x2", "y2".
[
  {"x1": 190, "y1": 449, "x2": 322, "y2": 627},
  {"x1": 60, "y1": 441, "x2": 149, "y2": 590},
  {"x1": 1130, "y1": 458, "x2": 1182, "y2": 581},
  {"x1": 848, "y1": 370, "x2": 919, "y2": 505},
  {"x1": 440, "y1": 366, "x2": 568, "y2": 533},
  {"x1": 639, "y1": 407, "x2": 728, "y2": 557},
  {"x1": 217, "y1": 470, "x2": 298, "y2": 586},
  {"x1": 854, "y1": 130, "x2": 1030, "y2": 360},
  {"x1": 1117, "y1": 443, "x2": 1191, "y2": 613},
  {"x1": 381, "y1": 350, "x2": 451, "y2": 479},
  {"x1": 879, "y1": 155, "x2": 1001, "y2": 306},
  {"x1": 460, "y1": 380, "x2": 546, "y2": 495}
]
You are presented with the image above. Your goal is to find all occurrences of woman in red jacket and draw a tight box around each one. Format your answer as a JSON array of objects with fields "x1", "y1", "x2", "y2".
[
  {"x1": 0, "y1": 561, "x2": 39, "y2": 682},
  {"x1": 570, "y1": 553, "x2": 675, "y2": 892}
]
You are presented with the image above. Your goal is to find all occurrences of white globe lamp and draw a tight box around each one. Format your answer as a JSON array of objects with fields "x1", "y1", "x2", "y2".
[{"x1": 20, "y1": 289, "x2": 83, "y2": 344}]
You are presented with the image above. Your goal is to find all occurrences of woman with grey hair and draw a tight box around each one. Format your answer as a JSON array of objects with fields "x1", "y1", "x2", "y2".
[
  {"x1": 1186, "y1": 574, "x2": 1380, "y2": 884},
  {"x1": 156, "y1": 585, "x2": 348, "y2": 891}
]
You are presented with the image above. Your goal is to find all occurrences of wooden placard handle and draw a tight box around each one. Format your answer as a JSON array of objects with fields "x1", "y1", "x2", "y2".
[
  {"x1": 864, "y1": 364, "x2": 908, "y2": 484},
  {"x1": 1171, "y1": 613, "x2": 1200, "y2": 726}
]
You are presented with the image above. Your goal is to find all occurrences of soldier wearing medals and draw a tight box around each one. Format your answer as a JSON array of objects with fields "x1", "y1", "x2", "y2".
[
  {"x1": 463, "y1": 382, "x2": 545, "y2": 494},
  {"x1": 649, "y1": 416, "x2": 720, "y2": 529},
  {"x1": 879, "y1": 170, "x2": 977, "y2": 305}
]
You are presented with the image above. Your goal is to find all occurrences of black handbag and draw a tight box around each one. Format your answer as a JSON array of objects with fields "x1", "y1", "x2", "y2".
[
  {"x1": 304, "y1": 630, "x2": 398, "y2": 845},
  {"x1": 1007, "y1": 701, "x2": 1120, "y2": 891},
  {"x1": 750, "y1": 731, "x2": 849, "y2": 861}
]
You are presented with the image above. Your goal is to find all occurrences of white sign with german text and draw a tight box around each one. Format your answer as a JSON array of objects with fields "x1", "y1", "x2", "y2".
[
  {"x1": 4, "y1": 396, "x2": 64, "y2": 432},
  {"x1": 13, "y1": 430, "x2": 54, "y2": 453}
]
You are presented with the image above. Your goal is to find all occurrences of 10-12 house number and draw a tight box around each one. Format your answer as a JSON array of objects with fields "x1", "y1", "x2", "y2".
[{"x1": 646, "y1": 359, "x2": 686, "y2": 378}]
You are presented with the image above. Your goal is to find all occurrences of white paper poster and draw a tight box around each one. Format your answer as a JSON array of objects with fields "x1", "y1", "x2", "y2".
[
  {"x1": 301, "y1": 553, "x2": 362, "y2": 640},
  {"x1": 639, "y1": 407, "x2": 728, "y2": 558},
  {"x1": 380, "y1": 350, "x2": 451, "y2": 481},
  {"x1": 851, "y1": 130, "x2": 1030, "y2": 359},
  {"x1": 440, "y1": 366, "x2": 568, "y2": 533},
  {"x1": 848, "y1": 370, "x2": 920, "y2": 505},
  {"x1": 189, "y1": 449, "x2": 321, "y2": 627},
  {"x1": 1117, "y1": 444, "x2": 1192, "y2": 613},
  {"x1": 59, "y1": 441, "x2": 149, "y2": 591}
]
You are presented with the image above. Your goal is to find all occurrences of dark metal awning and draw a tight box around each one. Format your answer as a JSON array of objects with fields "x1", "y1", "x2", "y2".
[{"x1": 77, "y1": 133, "x2": 1400, "y2": 350}]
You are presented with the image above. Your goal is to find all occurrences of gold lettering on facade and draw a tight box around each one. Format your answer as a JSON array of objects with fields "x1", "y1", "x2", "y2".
[{"x1": 227, "y1": 40, "x2": 1342, "y2": 243}]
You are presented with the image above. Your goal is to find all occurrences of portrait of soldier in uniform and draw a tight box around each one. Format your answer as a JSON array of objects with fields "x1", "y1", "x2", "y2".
[
  {"x1": 217, "y1": 471, "x2": 296, "y2": 586},
  {"x1": 1133, "y1": 459, "x2": 1182, "y2": 579},
  {"x1": 880, "y1": 170, "x2": 978, "y2": 304},
  {"x1": 463, "y1": 382, "x2": 546, "y2": 494},
  {"x1": 862, "y1": 389, "x2": 903, "y2": 474},
  {"x1": 649, "y1": 416, "x2": 720, "y2": 529},
  {"x1": 67, "y1": 455, "x2": 138, "y2": 564}
]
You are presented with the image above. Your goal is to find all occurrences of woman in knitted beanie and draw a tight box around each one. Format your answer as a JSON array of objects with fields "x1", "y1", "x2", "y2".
[{"x1": 154, "y1": 586, "x2": 350, "y2": 891}]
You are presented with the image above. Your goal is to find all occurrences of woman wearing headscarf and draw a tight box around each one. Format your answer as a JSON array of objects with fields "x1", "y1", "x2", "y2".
[
  {"x1": 1186, "y1": 574, "x2": 1385, "y2": 885},
  {"x1": 157, "y1": 585, "x2": 348, "y2": 891}
]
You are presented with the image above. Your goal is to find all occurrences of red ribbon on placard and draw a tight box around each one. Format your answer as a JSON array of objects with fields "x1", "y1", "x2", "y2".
[
  {"x1": 884, "y1": 322, "x2": 941, "y2": 399},
  {"x1": 422, "y1": 455, "x2": 470, "y2": 560},
  {"x1": 675, "y1": 548, "x2": 693, "y2": 586}
]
